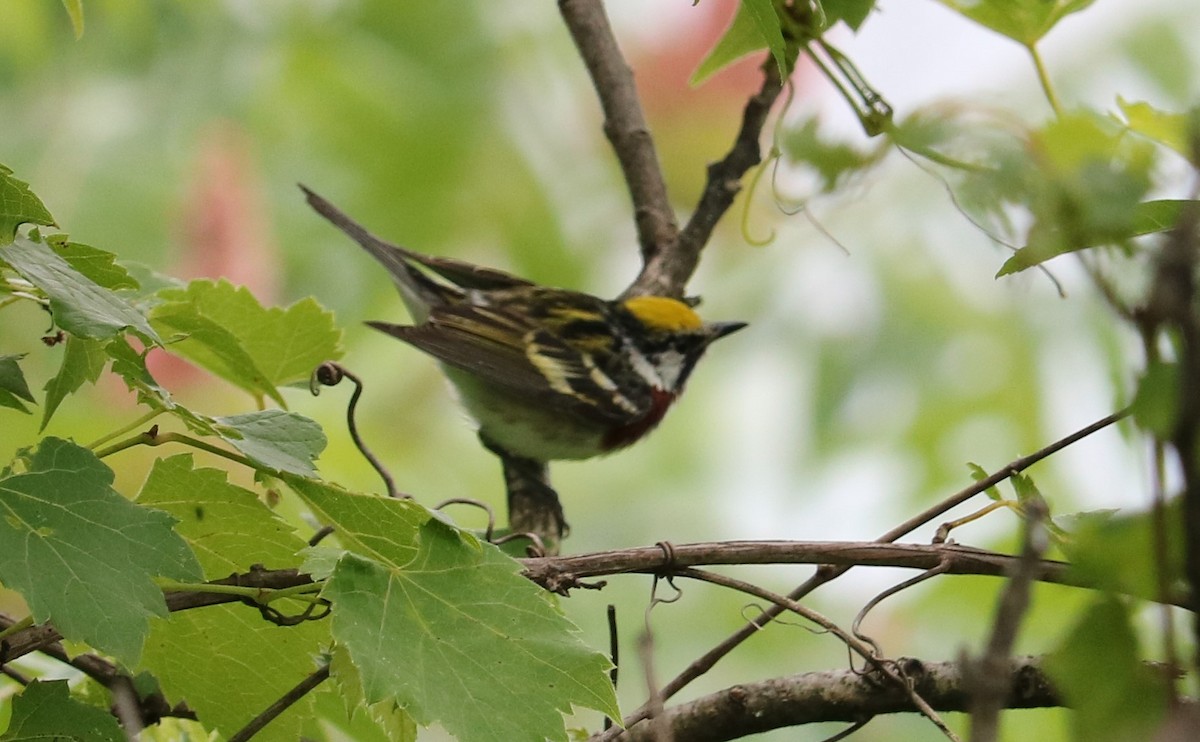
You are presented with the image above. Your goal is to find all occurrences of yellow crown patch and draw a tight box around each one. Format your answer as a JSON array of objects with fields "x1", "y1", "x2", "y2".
[{"x1": 622, "y1": 296, "x2": 703, "y2": 331}]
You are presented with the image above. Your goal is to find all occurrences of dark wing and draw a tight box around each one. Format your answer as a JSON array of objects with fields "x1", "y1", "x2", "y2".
[{"x1": 368, "y1": 305, "x2": 649, "y2": 426}]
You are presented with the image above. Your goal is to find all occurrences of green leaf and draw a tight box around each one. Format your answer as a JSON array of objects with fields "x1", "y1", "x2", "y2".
[
  {"x1": 1044, "y1": 596, "x2": 1167, "y2": 742},
  {"x1": 214, "y1": 410, "x2": 326, "y2": 476},
  {"x1": 41, "y1": 336, "x2": 107, "y2": 430},
  {"x1": 1009, "y1": 471, "x2": 1039, "y2": 503},
  {"x1": 326, "y1": 644, "x2": 419, "y2": 742},
  {"x1": 692, "y1": 0, "x2": 779, "y2": 86},
  {"x1": 1131, "y1": 360, "x2": 1179, "y2": 438},
  {"x1": 0, "y1": 165, "x2": 55, "y2": 244},
  {"x1": 936, "y1": 0, "x2": 1095, "y2": 46},
  {"x1": 139, "y1": 607, "x2": 328, "y2": 742},
  {"x1": 966, "y1": 462, "x2": 1001, "y2": 501},
  {"x1": 61, "y1": 0, "x2": 85, "y2": 39},
  {"x1": 0, "y1": 353, "x2": 35, "y2": 414},
  {"x1": 51, "y1": 240, "x2": 139, "y2": 291},
  {"x1": 782, "y1": 117, "x2": 886, "y2": 193},
  {"x1": 1116, "y1": 98, "x2": 1190, "y2": 157},
  {"x1": 1, "y1": 234, "x2": 161, "y2": 342},
  {"x1": 0, "y1": 438, "x2": 201, "y2": 664},
  {"x1": 998, "y1": 200, "x2": 1188, "y2": 276},
  {"x1": 743, "y1": 0, "x2": 788, "y2": 80},
  {"x1": 287, "y1": 477, "x2": 620, "y2": 742},
  {"x1": 136, "y1": 454, "x2": 308, "y2": 577},
  {"x1": 822, "y1": 0, "x2": 877, "y2": 31},
  {"x1": 0, "y1": 680, "x2": 123, "y2": 742},
  {"x1": 132, "y1": 456, "x2": 325, "y2": 742},
  {"x1": 1059, "y1": 502, "x2": 1182, "y2": 599},
  {"x1": 149, "y1": 279, "x2": 343, "y2": 406},
  {"x1": 994, "y1": 114, "x2": 1159, "y2": 277}
]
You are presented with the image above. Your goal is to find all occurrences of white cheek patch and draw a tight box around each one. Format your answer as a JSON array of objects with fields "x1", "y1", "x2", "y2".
[{"x1": 654, "y1": 350, "x2": 686, "y2": 391}]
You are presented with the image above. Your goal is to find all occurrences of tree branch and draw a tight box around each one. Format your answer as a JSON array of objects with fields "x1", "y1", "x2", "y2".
[
  {"x1": 558, "y1": 0, "x2": 678, "y2": 263},
  {"x1": 628, "y1": 57, "x2": 786, "y2": 299},
  {"x1": 618, "y1": 656, "x2": 1061, "y2": 742}
]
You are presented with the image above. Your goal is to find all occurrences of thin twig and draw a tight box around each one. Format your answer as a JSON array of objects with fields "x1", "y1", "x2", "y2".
[
  {"x1": 673, "y1": 568, "x2": 960, "y2": 742},
  {"x1": 964, "y1": 497, "x2": 1049, "y2": 742},
  {"x1": 227, "y1": 663, "x2": 330, "y2": 742}
]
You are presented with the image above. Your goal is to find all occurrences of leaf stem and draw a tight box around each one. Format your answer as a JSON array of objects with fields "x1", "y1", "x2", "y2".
[
  {"x1": 1027, "y1": 44, "x2": 1063, "y2": 118},
  {"x1": 93, "y1": 429, "x2": 257, "y2": 470},
  {"x1": 0, "y1": 615, "x2": 34, "y2": 642},
  {"x1": 156, "y1": 579, "x2": 325, "y2": 605},
  {"x1": 86, "y1": 409, "x2": 165, "y2": 450}
]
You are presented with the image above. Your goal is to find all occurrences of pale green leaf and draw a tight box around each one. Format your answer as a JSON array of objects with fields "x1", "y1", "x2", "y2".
[
  {"x1": 1116, "y1": 98, "x2": 1191, "y2": 157},
  {"x1": 692, "y1": 1, "x2": 776, "y2": 86},
  {"x1": 937, "y1": 0, "x2": 1095, "y2": 46},
  {"x1": 1044, "y1": 597, "x2": 1167, "y2": 741},
  {"x1": 998, "y1": 199, "x2": 1188, "y2": 276},
  {"x1": 139, "y1": 607, "x2": 328, "y2": 742},
  {"x1": 41, "y1": 336, "x2": 107, "y2": 430},
  {"x1": 135, "y1": 454, "x2": 308, "y2": 578},
  {"x1": 0, "y1": 165, "x2": 55, "y2": 244},
  {"x1": 150, "y1": 279, "x2": 342, "y2": 406},
  {"x1": 0, "y1": 438, "x2": 201, "y2": 664},
  {"x1": 1, "y1": 680, "x2": 122, "y2": 742},
  {"x1": 1130, "y1": 360, "x2": 1178, "y2": 438},
  {"x1": 61, "y1": 0, "x2": 84, "y2": 39},
  {"x1": 1059, "y1": 501, "x2": 1182, "y2": 599},
  {"x1": 215, "y1": 410, "x2": 326, "y2": 476},
  {"x1": 1, "y1": 234, "x2": 161, "y2": 342}
]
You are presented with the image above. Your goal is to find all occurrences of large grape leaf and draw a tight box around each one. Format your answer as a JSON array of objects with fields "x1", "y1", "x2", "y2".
[
  {"x1": 149, "y1": 279, "x2": 343, "y2": 406},
  {"x1": 140, "y1": 607, "x2": 328, "y2": 742},
  {"x1": 135, "y1": 453, "x2": 307, "y2": 577},
  {"x1": 0, "y1": 680, "x2": 123, "y2": 742},
  {"x1": 0, "y1": 165, "x2": 55, "y2": 243},
  {"x1": 1, "y1": 234, "x2": 161, "y2": 342},
  {"x1": 0, "y1": 438, "x2": 201, "y2": 664},
  {"x1": 287, "y1": 476, "x2": 619, "y2": 742},
  {"x1": 134, "y1": 454, "x2": 327, "y2": 742}
]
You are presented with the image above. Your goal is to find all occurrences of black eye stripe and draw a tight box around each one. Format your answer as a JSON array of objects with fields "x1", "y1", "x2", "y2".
[{"x1": 553, "y1": 318, "x2": 613, "y2": 340}]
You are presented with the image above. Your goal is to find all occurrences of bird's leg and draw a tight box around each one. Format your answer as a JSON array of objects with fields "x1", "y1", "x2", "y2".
[{"x1": 479, "y1": 435, "x2": 569, "y2": 553}]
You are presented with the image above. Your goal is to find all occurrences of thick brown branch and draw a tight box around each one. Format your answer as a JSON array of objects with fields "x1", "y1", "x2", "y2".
[
  {"x1": 618, "y1": 656, "x2": 1061, "y2": 742},
  {"x1": 558, "y1": 0, "x2": 678, "y2": 262}
]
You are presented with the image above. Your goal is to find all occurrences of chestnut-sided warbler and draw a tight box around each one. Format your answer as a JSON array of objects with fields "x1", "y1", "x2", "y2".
[{"x1": 304, "y1": 187, "x2": 745, "y2": 545}]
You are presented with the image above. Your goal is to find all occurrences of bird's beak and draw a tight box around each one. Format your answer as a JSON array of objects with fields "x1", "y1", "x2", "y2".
[{"x1": 707, "y1": 321, "x2": 748, "y2": 342}]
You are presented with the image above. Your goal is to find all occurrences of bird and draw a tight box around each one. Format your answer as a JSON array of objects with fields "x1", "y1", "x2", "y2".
[{"x1": 303, "y1": 186, "x2": 745, "y2": 549}]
